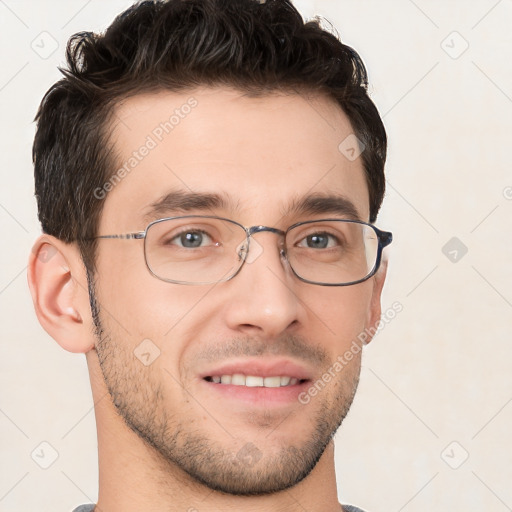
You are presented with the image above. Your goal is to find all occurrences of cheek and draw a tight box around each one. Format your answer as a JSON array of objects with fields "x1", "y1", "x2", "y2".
[
  {"x1": 305, "y1": 284, "x2": 374, "y2": 349},
  {"x1": 95, "y1": 245, "x2": 181, "y2": 333},
  {"x1": 94, "y1": 254, "x2": 219, "y2": 370}
]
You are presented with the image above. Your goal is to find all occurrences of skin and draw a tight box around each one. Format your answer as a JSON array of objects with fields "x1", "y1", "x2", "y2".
[{"x1": 28, "y1": 87, "x2": 387, "y2": 512}]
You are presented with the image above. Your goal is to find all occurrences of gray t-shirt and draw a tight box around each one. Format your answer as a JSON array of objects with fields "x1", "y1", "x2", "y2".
[{"x1": 72, "y1": 505, "x2": 367, "y2": 511}]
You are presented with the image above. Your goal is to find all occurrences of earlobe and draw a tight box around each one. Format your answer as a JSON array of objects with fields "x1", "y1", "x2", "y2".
[
  {"x1": 28, "y1": 235, "x2": 94, "y2": 353},
  {"x1": 364, "y1": 258, "x2": 388, "y2": 345}
]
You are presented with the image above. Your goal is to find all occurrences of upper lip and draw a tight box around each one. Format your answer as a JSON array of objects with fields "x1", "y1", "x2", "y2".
[{"x1": 198, "y1": 358, "x2": 313, "y2": 381}]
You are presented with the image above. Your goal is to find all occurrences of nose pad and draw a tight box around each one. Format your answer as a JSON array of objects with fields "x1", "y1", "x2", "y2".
[
  {"x1": 279, "y1": 246, "x2": 292, "y2": 276},
  {"x1": 235, "y1": 236, "x2": 270, "y2": 265},
  {"x1": 234, "y1": 228, "x2": 290, "y2": 277},
  {"x1": 235, "y1": 236, "x2": 288, "y2": 271},
  {"x1": 236, "y1": 240, "x2": 248, "y2": 262}
]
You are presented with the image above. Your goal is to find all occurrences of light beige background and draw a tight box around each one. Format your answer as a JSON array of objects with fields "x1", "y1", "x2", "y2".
[{"x1": 1, "y1": 1, "x2": 511, "y2": 511}]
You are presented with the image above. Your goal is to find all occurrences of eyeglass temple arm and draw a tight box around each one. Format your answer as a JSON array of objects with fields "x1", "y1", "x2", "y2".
[{"x1": 94, "y1": 232, "x2": 146, "y2": 240}]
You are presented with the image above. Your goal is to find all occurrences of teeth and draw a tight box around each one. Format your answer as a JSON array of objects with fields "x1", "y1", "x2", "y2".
[
  {"x1": 208, "y1": 374, "x2": 302, "y2": 387},
  {"x1": 280, "y1": 376, "x2": 291, "y2": 386},
  {"x1": 264, "y1": 376, "x2": 281, "y2": 388},
  {"x1": 245, "y1": 376, "x2": 264, "y2": 387},
  {"x1": 231, "y1": 374, "x2": 245, "y2": 386}
]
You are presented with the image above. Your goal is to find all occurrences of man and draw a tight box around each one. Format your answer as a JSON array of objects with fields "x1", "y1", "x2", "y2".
[{"x1": 28, "y1": 0, "x2": 391, "y2": 510}]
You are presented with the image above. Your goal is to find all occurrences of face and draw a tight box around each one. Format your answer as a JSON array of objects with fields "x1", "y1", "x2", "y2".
[{"x1": 91, "y1": 87, "x2": 383, "y2": 494}]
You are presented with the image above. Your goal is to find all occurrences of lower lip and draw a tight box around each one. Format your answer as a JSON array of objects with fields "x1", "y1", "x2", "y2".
[{"x1": 201, "y1": 379, "x2": 310, "y2": 406}]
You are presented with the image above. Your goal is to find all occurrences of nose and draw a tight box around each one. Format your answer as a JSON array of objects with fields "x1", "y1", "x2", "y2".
[{"x1": 223, "y1": 231, "x2": 301, "y2": 337}]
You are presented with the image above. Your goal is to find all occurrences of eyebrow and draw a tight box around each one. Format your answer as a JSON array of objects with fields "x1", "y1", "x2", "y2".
[
  {"x1": 144, "y1": 190, "x2": 234, "y2": 222},
  {"x1": 144, "y1": 190, "x2": 362, "y2": 223},
  {"x1": 284, "y1": 192, "x2": 362, "y2": 221}
]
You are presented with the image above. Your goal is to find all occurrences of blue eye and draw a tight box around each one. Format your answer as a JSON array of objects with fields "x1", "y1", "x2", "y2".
[
  {"x1": 172, "y1": 230, "x2": 213, "y2": 248},
  {"x1": 298, "y1": 232, "x2": 338, "y2": 249}
]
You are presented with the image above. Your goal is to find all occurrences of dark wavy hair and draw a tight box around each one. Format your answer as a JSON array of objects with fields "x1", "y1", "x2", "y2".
[{"x1": 33, "y1": 0, "x2": 386, "y2": 272}]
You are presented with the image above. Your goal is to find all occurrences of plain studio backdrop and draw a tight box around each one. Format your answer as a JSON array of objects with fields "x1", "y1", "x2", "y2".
[{"x1": 1, "y1": 1, "x2": 511, "y2": 510}]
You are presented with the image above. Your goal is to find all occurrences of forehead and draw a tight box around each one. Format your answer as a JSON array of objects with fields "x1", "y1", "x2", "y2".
[{"x1": 101, "y1": 87, "x2": 370, "y2": 231}]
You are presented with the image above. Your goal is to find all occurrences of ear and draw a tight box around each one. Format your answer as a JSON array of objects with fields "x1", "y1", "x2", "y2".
[
  {"x1": 364, "y1": 258, "x2": 388, "y2": 345},
  {"x1": 28, "y1": 235, "x2": 95, "y2": 353}
]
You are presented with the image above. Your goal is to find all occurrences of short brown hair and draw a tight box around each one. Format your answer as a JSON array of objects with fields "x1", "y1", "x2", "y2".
[{"x1": 33, "y1": 0, "x2": 387, "y2": 271}]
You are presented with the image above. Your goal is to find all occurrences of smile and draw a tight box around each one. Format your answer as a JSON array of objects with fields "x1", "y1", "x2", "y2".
[{"x1": 204, "y1": 375, "x2": 306, "y2": 387}]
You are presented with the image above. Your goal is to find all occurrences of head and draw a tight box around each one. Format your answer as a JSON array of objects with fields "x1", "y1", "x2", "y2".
[{"x1": 29, "y1": 0, "x2": 388, "y2": 497}]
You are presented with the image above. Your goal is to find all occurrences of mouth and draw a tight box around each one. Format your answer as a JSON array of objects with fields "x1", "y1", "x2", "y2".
[
  {"x1": 204, "y1": 374, "x2": 307, "y2": 387},
  {"x1": 198, "y1": 359, "x2": 313, "y2": 405}
]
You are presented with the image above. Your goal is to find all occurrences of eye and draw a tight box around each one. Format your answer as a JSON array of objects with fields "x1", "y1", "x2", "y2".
[
  {"x1": 297, "y1": 232, "x2": 339, "y2": 249},
  {"x1": 170, "y1": 229, "x2": 213, "y2": 248}
]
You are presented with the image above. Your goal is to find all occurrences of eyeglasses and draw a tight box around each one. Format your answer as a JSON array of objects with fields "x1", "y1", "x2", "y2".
[{"x1": 95, "y1": 215, "x2": 392, "y2": 286}]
